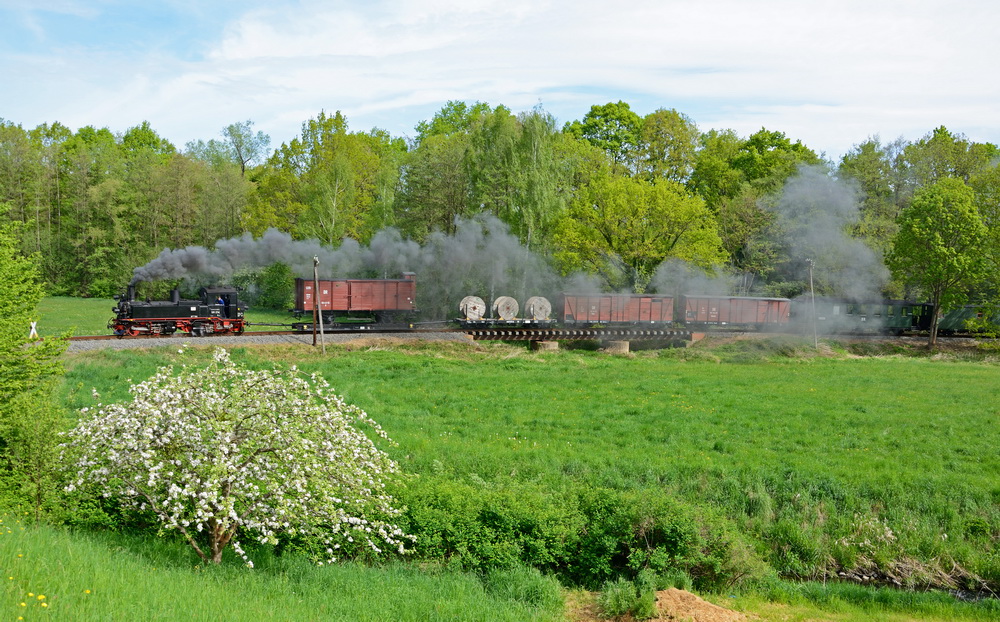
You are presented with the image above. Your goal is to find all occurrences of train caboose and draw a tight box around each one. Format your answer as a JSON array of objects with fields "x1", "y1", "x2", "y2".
[{"x1": 110, "y1": 285, "x2": 246, "y2": 337}]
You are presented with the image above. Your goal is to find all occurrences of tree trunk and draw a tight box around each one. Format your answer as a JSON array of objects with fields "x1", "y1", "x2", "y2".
[{"x1": 928, "y1": 291, "x2": 942, "y2": 347}]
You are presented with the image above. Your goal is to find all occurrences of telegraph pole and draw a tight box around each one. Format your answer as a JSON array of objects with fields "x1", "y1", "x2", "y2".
[
  {"x1": 313, "y1": 256, "x2": 326, "y2": 354},
  {"x1": 806, "y1": 258, "x2": 818, "y2": 349}
]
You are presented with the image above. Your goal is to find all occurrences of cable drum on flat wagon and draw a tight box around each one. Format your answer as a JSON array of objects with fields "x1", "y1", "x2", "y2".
[
  {"x1": 460, "y1": 296, "x2": 487, "y2": 321},
  {"x1": 524, "y1": 296, "x2": 552, "y2": 321},
  {"x1": 492, "y1": 296, "x2": 520, "y2": 321}
]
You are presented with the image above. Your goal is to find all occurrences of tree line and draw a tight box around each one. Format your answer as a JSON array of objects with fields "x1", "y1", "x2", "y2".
[{"x1": 1, "y1": 101, "x2": 998, "y2": 316}]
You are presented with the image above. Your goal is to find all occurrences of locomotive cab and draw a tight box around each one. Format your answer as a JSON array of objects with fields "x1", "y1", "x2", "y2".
[{"x1": 200, "y1": 286, "x2": 245, "y2": 320}]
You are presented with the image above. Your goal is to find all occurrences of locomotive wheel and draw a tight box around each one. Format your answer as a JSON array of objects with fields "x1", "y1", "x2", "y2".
[
  {"x1": 191, "y1": 323, "x2": 204, "y2": 337},
  {"x1": 233, "y1": 324, "x2": 245, "y2": 336},
  {"x1": 126, "y1": 325, "x2": 140, "y2": 337}
]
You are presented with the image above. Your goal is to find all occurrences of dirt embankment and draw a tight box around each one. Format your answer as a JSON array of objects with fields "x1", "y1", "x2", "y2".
[{"x1": 567, "y1": 588, "x2": 748, "y2": 622}]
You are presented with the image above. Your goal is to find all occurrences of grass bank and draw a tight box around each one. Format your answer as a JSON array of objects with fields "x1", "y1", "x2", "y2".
[
  {"x1": 57, "y1": 341, "x2": 1000, "y2": 600},
  {"x1": 1, "y1": 517, "x2": 562, "y2": 621}
]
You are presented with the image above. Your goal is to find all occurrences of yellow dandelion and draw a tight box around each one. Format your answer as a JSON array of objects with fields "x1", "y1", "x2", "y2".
[
  {"x1": 37, "y1": 594, "x2": 45, "y2": 600},
  {"x1": 40, "y1": 603, "x2": 48, "y2": 608},
  {"x1": 17, "y1": 553, "x2": 22, "y2": 557},
  {"x1": 84, "y1": 589, "x2": 91, "y2": 594},
  {"x1": 27, "y1": 592, "x2": 33, "y2": 597},
  {"x1": 19, "y1": 602, "x2": 26, "y2": 607}
]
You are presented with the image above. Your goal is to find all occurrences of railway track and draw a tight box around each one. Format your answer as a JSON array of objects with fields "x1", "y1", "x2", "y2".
[{"x1": 67, "y1": 326, "x2": 987, "y2": 344}]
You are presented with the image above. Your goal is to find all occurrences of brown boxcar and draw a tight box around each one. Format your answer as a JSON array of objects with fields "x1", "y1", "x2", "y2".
[
  {"x1": 560, "y1": 293, "x2": 674, "y2": 325},
  {"x1": 294, "y1": 273, "x2": 416, "y2": 323},
  {"x1": 681, "y1": 295, "x2": 790, "y2": 328}
]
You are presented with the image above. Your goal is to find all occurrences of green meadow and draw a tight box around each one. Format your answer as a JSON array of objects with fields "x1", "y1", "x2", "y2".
[
  {"x1": 37, "y1": 336, "x2": 1000, "y2": 620},
  {"x1": 15, "y1": 297, "x2": 1000, "y2": 619}
]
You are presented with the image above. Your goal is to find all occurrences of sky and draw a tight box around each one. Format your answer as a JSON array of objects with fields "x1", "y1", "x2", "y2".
[{"x1": 1, "y1": 0, "x2": 998, "y2": 161}]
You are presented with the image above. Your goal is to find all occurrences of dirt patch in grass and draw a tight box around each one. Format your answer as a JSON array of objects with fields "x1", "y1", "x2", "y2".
[{"x1": 565, "y1": 588, "x2": 748, "y2": 621}]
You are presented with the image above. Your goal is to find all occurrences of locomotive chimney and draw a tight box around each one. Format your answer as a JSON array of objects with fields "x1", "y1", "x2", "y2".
[
  {"x1": 127, "y1": 284, "x2": 136, "y2": 301},
  {"x1": 171, "y1": 288, "x2": 180, "y2": 304}
]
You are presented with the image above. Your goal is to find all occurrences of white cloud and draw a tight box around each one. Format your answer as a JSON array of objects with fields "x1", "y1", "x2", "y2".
[{"x1": 1, "y1": 0, "x2": 998, "y2": 158}]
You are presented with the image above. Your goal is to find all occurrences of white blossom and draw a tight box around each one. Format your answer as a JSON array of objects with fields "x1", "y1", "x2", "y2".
[{"x1": 59, "y1": 348, "x2": 414, "y2": 566}]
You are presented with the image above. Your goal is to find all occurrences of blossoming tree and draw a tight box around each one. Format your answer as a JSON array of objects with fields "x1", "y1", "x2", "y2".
[{"x1": 61, "y1": 348, "x2": 413, "y2": 566}]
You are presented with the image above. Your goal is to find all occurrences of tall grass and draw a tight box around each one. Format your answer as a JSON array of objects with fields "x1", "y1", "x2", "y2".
[{"x1": 0, "y1": 517, "x2": 562, "y2": 621}]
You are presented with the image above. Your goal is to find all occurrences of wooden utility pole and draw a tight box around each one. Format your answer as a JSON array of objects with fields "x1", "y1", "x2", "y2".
[
  {"x1": 313, "y1": 256, "x2": 326, "y2": 354},
  {"x1": 806, "y1": 258, "x2": 818, "y2": 349}
]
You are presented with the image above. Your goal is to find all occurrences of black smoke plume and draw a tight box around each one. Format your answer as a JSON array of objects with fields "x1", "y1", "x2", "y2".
[{"x1": 131, "y1": 215, "x2": 562, "y2": 320}]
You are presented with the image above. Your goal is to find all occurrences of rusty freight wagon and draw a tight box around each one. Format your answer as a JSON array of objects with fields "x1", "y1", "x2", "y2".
[
  {"x1": 293, "y1": 273, "x2": 417, "y2": 326},
  {"x1": 681, "y1": 295, "x2": 790, "y2": 329},
  {"x1": 560, "y1": 293, "x2": 674, "y2": 325}
]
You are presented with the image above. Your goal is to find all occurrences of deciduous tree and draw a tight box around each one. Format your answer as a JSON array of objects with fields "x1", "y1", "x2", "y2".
[
  {"x1": 61, "y1": 348, "x2": 413, "y2": 566},
  {"x1": 554, "y1": 173, "x2": 726, "y2": 291},
  {"x1": 0, "y1": 206, "x2": 66, "y2": 444},
  {"x1": 887, "y1": 178, "x2": 988, "y2": 345},
  {"x1": 564, "y1": 101, "x2": 642, "y2": 175}
]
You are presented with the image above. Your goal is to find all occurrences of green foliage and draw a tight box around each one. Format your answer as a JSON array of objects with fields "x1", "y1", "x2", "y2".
[
  {"x1": 598, "y1": 576, "x2": 642, "y2": 617},
  {"x1": 563, "y1": 101, "x2": 643, "y2": 174},
  {"x1": 888, "y1": 177, "x2": 989, "y2": 344},
  {"x1": 414, "y1": 100, "x2": 493, "y2": 143},
  {"x1": 554, "y1": 172, "x2": 726, "y2": 291},
  {"x1": 466, "y1": 106, "x2": 567, "y2": 250},
  {"x1": 597, "y1": 571, "x2": 658, "y2": 619},
  {"x1": 0, "y1": 210, "x2": 66, "y2": 435},
  {"x1": 257, "y1": 262, "x2": 295, "y2": 309},
  {"x1": 397, "y1": 475, "x2": 764, "y2": 591},
  {"x1": 639, "y1": 108, "x2": 700, "y2": 183},
  {"x1": 481, "y1": 564, "x2": 564, "y2": 613},
  {"x1": 2, "y1": 389, "x2": 66, "y2": 521},
  {"x1": 903, "y1": 126, "x2": 998, "y2": 188},
  {"x1": 59, "y1": 344, "x2": 1000, "y2": 596}
]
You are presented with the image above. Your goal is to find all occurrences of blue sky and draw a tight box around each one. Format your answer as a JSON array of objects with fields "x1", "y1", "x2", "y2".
[{"x1": 2, "y1": 0, "x2": 998, "y2": 160}]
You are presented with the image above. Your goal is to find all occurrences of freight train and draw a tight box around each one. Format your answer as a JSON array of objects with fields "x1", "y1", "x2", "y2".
[
  {"x1": 111, "y1": 273, "x2": 998, "y2": 337},
  {"x1": 456, "y1": 292, "x2": 998, "y2": 335}
]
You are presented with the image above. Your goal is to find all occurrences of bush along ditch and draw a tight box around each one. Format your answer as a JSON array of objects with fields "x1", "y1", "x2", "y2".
[
  {"x1": 389, "y1": 472, "x2": 1000, "y2": 597},
  {"x1": 394, "y1": 476, "x2": 770, "y2": 591}
]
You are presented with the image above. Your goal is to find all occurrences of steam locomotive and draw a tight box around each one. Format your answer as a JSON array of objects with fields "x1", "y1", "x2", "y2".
[{"x1": 110, "y1": 285, "x2": 246, "y2": 337}]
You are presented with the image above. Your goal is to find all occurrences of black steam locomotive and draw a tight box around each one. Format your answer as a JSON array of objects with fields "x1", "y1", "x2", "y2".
[{"x1": 110, "y1": 285, "x2": 246, "y2": 337}]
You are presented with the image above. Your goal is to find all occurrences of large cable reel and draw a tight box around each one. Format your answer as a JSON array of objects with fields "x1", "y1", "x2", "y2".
[
  {"x1": 460, "y1": 296, "x2": 487, "y2": 320},
  {"x1": 492, "y1": 296, "x2": 520, "y2": 321}
]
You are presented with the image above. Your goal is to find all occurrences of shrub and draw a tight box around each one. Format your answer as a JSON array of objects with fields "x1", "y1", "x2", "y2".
[
  {"x1": 481, "y1": 564, "x2": 564, "y2": 612},
  {"x1": 598, "y1": 577, "x2": 639, "y2": 618},
  {"x1": 61, "y1": 348, "x2": 413, "y2": 566}
]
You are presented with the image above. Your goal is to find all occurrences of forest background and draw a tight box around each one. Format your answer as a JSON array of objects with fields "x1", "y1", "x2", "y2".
[{"x1": 1, "y1": 99, "x2": 999, "y2": 308}]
